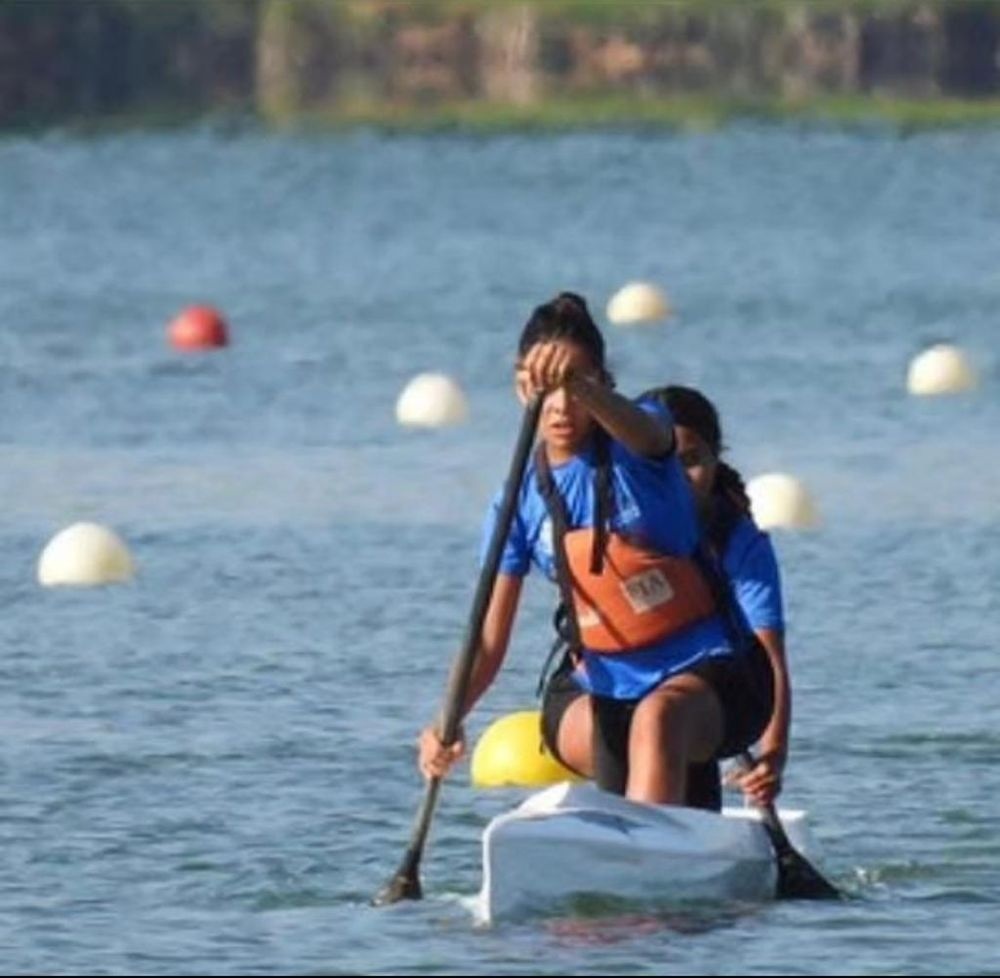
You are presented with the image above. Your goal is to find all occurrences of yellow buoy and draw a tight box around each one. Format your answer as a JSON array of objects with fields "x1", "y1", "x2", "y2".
[{"x1": 471, "y1": 710, "x2": 582, "y2": 788}]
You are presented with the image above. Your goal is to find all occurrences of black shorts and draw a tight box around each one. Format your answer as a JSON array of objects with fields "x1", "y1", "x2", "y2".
[
  {"x1": 539, "y1": 659, "x2": 588, "y2": 774},
  {"x1": 539, "y1": 640, "x2": 773, "y2": 808}
]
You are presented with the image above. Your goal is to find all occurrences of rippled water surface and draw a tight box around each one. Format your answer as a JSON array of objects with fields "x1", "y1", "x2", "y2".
[{"x1": 0, "y1": 123, "x2": 997, "y2": 975}]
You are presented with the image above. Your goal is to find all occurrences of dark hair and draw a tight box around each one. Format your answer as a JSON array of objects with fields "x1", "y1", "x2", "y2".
[
  {"x1": 645, "y1": 384, "x2": 722, "y2": 456},
  {"x1": 642, "y1": 384, "x2": 749, "y2": 511},
  {"x1": 517, "y1": 291, "x2": 607, "y2": 375}
]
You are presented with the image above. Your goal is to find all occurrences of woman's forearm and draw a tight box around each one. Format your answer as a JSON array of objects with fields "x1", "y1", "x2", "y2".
[
  {"x1": 567, "y1": 373, "x2": 672, "y2": 458},
  {"x1": 756, "y1": 628, "x2": 791, "y2": 762},
  {"x1": 450, "y1": 574, "x2": 523, "y2": 722}
]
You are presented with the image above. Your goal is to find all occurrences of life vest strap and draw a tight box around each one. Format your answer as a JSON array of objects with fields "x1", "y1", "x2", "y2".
[{"x1": 534, "y1": 442, "x2": 583, "y2": 653}]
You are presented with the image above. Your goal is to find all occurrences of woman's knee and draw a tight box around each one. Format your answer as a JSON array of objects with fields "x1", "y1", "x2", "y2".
[{"x1": 631, "y1": 676, "x2": 723, "y2": 756}]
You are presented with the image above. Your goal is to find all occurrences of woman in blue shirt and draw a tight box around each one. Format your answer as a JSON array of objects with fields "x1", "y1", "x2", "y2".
[
  {"x1": 418, "y1": 293, "x2": 770, "y2": 804},
  {"x1": 655, "y1": 385, "x2": 790, "y2": 807}
]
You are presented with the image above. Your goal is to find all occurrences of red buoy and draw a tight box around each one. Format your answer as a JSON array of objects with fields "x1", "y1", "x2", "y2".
[{"x1": 168, "y1": 304, "x2": 230, "y2": 351}]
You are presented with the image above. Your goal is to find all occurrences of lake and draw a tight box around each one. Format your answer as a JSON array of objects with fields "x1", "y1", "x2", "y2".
[{"x1": 0, "y1": 121, "x2": 997, "y2": 975}]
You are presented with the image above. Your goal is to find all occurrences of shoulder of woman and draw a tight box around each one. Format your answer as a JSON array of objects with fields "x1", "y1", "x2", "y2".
[{"x1": 725, "y1": 515, "x2": 779, "y2": 566}]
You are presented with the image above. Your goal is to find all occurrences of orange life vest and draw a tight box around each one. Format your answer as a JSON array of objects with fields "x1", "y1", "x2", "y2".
[
  {"x1": 563, "y1": 528, "x2": 716, "y2": 653},
  {"x1": 534, "y1": 438, "x2": 717, "y2": 656}
]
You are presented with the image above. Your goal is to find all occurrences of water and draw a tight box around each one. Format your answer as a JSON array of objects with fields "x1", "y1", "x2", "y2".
[{"x1": 0, "y1": 121, "x2": 998, "y2": 975}]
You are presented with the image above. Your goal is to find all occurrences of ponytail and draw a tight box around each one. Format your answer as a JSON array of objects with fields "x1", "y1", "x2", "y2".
[{"x1": 715, "y1": 461, "x2": 750, "y2": 514}]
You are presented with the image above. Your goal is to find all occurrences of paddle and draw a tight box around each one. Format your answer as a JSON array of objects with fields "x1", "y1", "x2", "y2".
[
  {"x1": 737, "y1": 751, "x2": 841, "y2": 900},
  {"x1": 373, "y1": 396, "x2": 543, "y2": 906}
]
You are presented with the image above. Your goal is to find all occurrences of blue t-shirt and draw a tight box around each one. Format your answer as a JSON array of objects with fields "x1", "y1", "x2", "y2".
[
  {"x1": 480, "y1": 402, "x2": 732, "y2": 699},
  {"x1": 721, "y1": 514, "x2": 785, "y2": 634}
]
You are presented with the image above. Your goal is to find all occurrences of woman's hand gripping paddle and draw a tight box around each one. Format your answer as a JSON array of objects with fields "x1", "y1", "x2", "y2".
[
  {"x1": 738, "y1": 751, "x2": 841, "y2": 900},
  {"x1": 373, "y1": 397, "x2": 543, "y2": 905}
]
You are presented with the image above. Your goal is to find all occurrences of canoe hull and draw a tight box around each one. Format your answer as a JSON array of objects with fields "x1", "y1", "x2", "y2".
[{"x1": 479, "y1": 782, "x2": 812, "y2": 922}]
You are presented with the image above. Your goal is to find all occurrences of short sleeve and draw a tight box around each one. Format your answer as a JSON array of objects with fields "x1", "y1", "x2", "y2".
[
  {"x1": 479, "y1": 486, "x2": 531, "y2": 577},
  {"x1": 724, "y1": 522, "x2": 785, "y2": 632}
]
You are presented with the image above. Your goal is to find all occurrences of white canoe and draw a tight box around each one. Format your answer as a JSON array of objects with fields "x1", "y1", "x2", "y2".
[{"x1": 478, "y1": 781, "x2": 814, "y2": 922}]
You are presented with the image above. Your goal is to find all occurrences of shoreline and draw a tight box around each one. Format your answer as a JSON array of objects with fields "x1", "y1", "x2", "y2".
[
  {"x1": 14, "y1": 93, "x2": 1000, "y2": 139},
  {"x1": 284, "y1": 93, "x2": 1000, "y2": 133}
]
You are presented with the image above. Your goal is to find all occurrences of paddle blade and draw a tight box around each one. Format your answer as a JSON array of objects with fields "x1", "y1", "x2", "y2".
[
  {"x1": 758, "y1": 809, "x2": 841, "y2": 900},
  {"x1": 371, "y1": 849, "x2": 423, "y2": 906},
  {"x1": 734, "y1": 752, "x2": 842, "y2": 901},
  {"x1": 773, "y1": 844, "x2": 841, "y2": 901}
]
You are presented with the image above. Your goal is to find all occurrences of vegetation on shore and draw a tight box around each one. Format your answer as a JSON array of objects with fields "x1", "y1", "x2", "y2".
[
  {"x1": 3, "y1": 0, "x2": 1000, "y2": 134},
  {"x1": 271, "y1": 93, "x2": 1000, "y2": 134}
]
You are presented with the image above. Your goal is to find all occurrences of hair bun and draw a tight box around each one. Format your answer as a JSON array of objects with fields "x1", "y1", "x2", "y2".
[{"x1": 555, "y1": 291, "x2": 588, "y2": 311}]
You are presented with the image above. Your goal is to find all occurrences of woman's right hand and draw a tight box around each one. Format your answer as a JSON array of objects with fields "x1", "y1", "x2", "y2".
[
  {"x1": 725, "y1": 750, "x2": 785, "y2": 806},
  {"x1": 418, "y1": 724, "x2": 466, "y2": 780}
]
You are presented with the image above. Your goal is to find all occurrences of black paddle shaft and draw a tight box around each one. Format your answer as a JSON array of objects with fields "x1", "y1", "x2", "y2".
[{"x1": 373, "y1": 397, "x2": 543, "y2": 906}]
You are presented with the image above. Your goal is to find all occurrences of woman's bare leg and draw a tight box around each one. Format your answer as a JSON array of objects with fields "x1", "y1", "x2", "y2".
[
  {"x1": 626, "y1": 673, "x2": 723, "y2": 804},
  {"x1": 555, "y1": 694, "x2": 595, "y2": 778}
]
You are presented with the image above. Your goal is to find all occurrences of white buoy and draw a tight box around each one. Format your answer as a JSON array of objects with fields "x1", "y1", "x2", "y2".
[
  {"x1": 747, "y1": 473, "x2": 820, "y2": 531},
  {"x1": 37, "y1": 522, "x2": 136, "y2": 587},
  {"x1": 395, "y1": 372, "x2": 469, "y2": 428},
  {"x1": 906, "y1": 343, "x2": 978, "y2": 396},
  {"x1": 606, "y1": 281, "x2": 671, "y2": 326}
]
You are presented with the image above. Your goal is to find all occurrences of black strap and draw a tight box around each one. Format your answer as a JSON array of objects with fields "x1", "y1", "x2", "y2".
[
  {"x1": 699, "y1": 494, "x2": 761, "y2": 661},
  {"x1": 692, "y1": 529, "x2": 771, "y2": 711},
  {"x1": 535, "y1": 616, "x2": 571, "y2": 698},
  {"x1": 692, "y1": 541, "x2": 746, "y2": 654},
  {"x1": 534, "y1": 443, "x2": 583, "y2": 652},
  {"x1": 590, "y1": 431, "x2": 613, "y2": 574}
]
